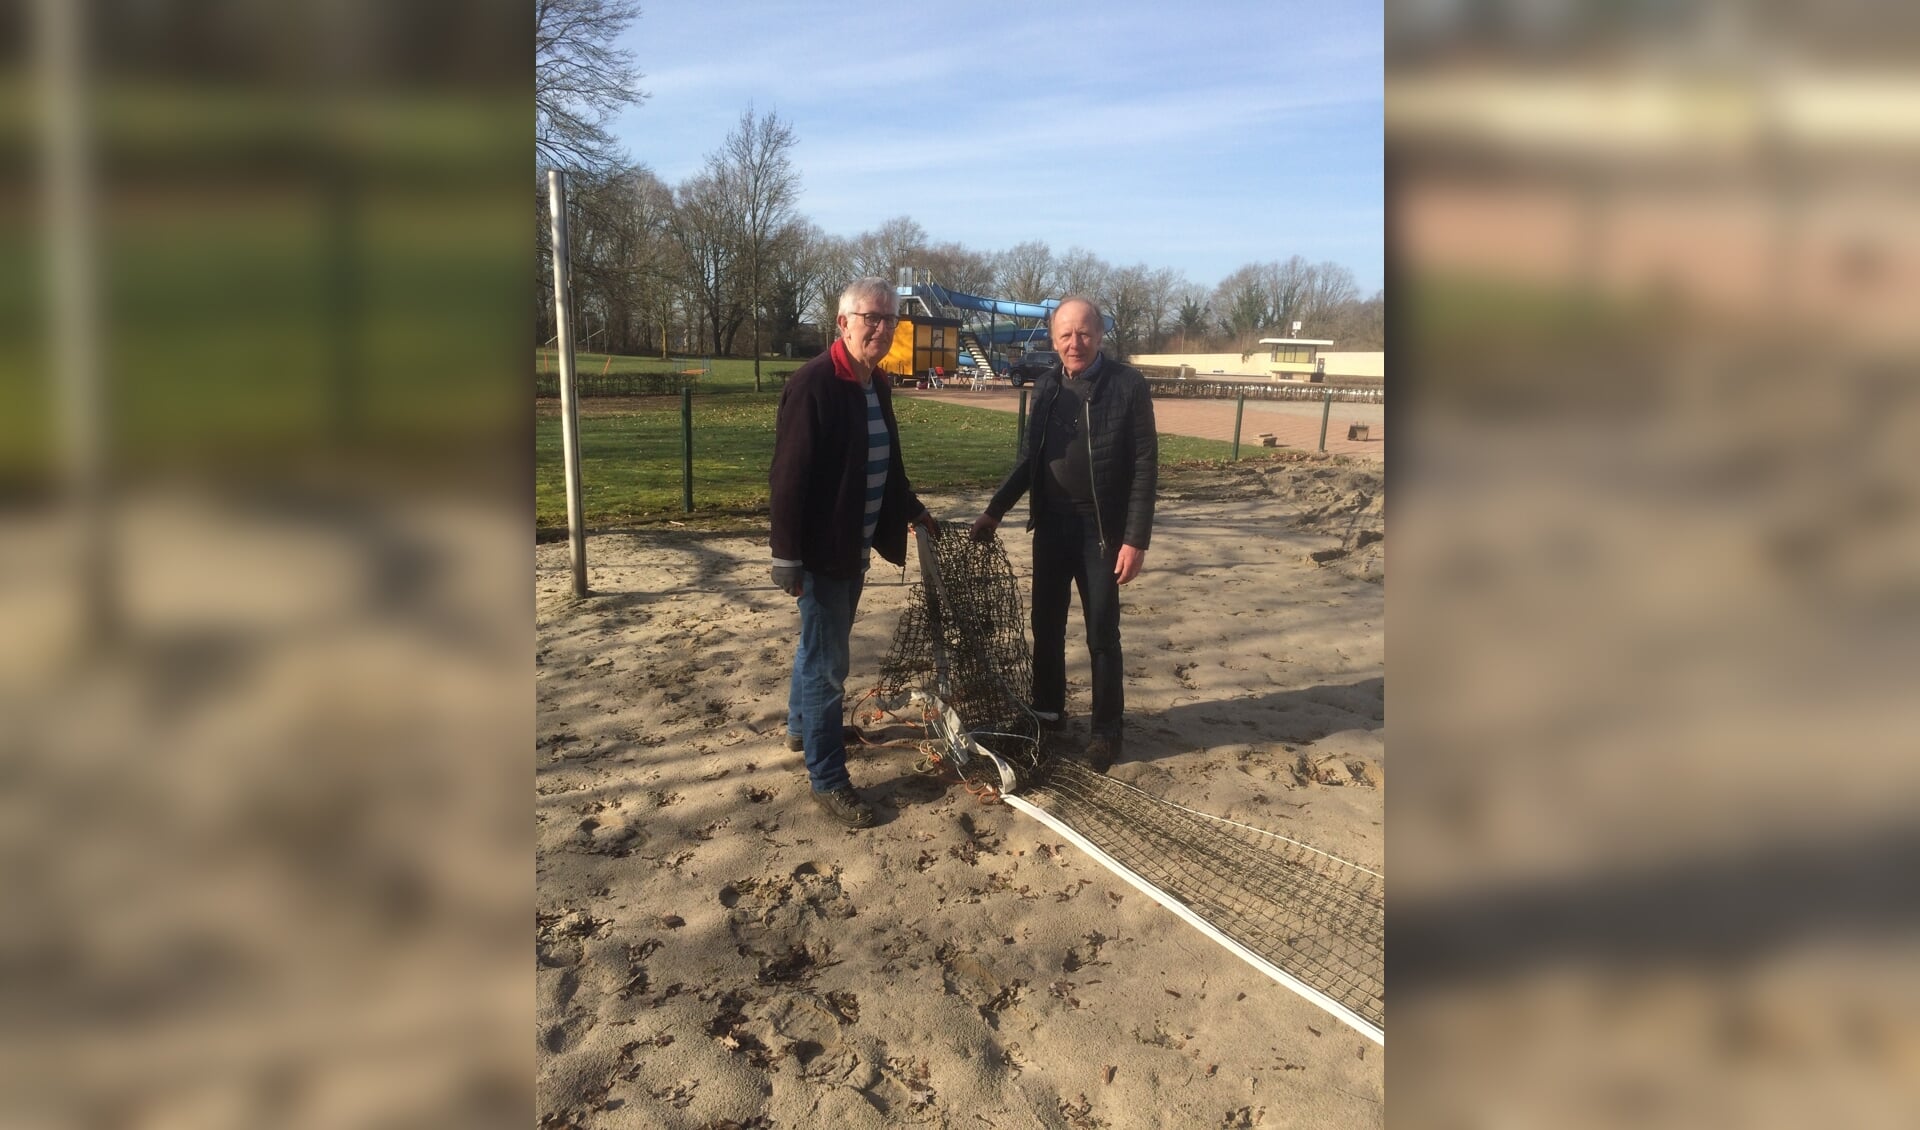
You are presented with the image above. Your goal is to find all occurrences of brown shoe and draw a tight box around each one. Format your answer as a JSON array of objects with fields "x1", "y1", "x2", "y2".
[
  {"x1": 1083, "y1": 734, "x2": 1122, "y2": 773},
  {"x1": 811, "y1": 785, "x2": 877, "y2": 828}
]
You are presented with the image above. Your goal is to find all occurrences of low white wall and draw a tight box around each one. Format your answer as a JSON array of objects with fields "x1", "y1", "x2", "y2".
[
  {"x1": 1316, "y1": 352, "x2": 1386, "y2": 379},
  {"x1": 1128, "y1": 353, "x2": 1260, "y2": 375}
]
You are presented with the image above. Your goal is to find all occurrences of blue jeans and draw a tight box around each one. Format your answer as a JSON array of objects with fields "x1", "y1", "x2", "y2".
[
  {"x1": 787, "y1": 567, "x2": 865, "y2": 793},
  {"x1": 1031, "y1": 508, "x2": 1124, "y2": 738}
]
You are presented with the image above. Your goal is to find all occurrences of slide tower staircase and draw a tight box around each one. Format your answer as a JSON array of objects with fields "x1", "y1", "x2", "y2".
[{"x1": 958, "y1": 328, "x2": 995, "y2": 374}]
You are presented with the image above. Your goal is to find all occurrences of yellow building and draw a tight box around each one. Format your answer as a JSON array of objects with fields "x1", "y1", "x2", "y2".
[{"x1": 882, "y1": 314, "x2": 962, "y2": 383}]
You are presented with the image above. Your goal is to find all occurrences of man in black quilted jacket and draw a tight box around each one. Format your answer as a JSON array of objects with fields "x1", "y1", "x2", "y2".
[{"x1": 970, "y1": 296, "x2": 1158, "y2": 771}]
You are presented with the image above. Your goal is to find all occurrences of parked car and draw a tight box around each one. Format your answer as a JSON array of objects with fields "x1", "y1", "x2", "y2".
[{"x1": 1008, "y1": 350, "x2": 1058, "y2": 386}]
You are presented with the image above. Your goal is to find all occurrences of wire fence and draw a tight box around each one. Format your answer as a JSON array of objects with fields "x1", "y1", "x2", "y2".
[{"x1": 533, "y1": 372, "x2": 696, "y2": 398}]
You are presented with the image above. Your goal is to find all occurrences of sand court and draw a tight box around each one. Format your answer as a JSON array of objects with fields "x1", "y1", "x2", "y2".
[{"x1": 536, "y1": 455, "x2": 1385, "y2": 1128}]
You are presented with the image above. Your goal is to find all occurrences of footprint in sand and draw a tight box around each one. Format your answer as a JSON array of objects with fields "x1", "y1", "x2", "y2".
[
  {"x1": 542, "y1": 1016, "x2": 587, "y2": 1054},
  {"x1": 570, "y1": 809, "x2": 646, "y2": 856},
  {"x1": 1061, "y1": 930, "x2": 1110, "y2": 973},
  {"x1": 769, "y1": 992, "x2": 858, "y2": 1080},
  {"x1": 535, "y1": 909, "x2": 609, "y2": 967},
  {"x1": 615, "y1": 938, "x2": 663, "y2": 999}
]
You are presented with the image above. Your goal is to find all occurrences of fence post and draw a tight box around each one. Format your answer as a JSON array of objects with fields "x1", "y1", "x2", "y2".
[
  {"x1": 1016, "y1": 389, "x2": 1029, "y2": 453},
  {"x1": 1231, "y1": 393, "x2": 1246, "y2": 461},
  {"x1": 547, "y1": 169, "x2": 588, "y2": 598},
  {"x1": 45, "y1": 0, "x2": 119, "y2": 646},
  {"x1": 681, "y1": 385, "x2": 694, "y2": 513},
  {"x1": 1318, "y1": 389, "x2": 1332, "y2": 453}
]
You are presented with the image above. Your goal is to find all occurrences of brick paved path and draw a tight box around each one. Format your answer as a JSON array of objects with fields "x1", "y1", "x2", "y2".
[{"x1": 906, "y1": 383, "x2": 1385, "y2": 461}]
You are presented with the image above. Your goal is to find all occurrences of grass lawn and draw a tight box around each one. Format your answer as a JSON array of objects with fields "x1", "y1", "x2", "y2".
[{"x1": 534, "y1": 392, "x2": 1239, "y2": 531}]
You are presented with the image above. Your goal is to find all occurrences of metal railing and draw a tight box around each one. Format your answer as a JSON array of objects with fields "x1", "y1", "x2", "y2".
[{"x1": 1145, "y1": 377, "x2": 1384, "y2": 404}]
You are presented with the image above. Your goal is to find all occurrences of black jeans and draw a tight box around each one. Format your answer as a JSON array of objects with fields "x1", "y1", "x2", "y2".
[{"x1": 1030, "y1": 507, "x2": 1124, "y2": 737}]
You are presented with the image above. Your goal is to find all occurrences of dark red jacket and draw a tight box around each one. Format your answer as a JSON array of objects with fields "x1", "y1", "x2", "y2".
[{"x1": 769, "y1": 342, "x2": 926, "y2": 578}]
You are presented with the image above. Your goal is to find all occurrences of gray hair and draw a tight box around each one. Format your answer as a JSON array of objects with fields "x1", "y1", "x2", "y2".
[
  {"x1": 838, "y1": 276, "x2": 896, "y2": 317},
  {"x1": 1049, "y1": 294, "x2": 1104, "y2": 328}
]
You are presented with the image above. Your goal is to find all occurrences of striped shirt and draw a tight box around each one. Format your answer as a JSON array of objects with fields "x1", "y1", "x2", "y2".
[{"x1": 862, "y1": 383, "x2": 889, "y2": 549}]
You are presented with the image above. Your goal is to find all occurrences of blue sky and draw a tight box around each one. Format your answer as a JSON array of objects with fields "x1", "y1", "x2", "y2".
[{"x1": 608, "y1": 2, "x2": 1383, "y2": 295}]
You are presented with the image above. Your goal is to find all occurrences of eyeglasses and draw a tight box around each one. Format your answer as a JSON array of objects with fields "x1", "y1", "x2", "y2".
[{"x1": 845, "y1": 311, "x2": 897, "y2": 327}]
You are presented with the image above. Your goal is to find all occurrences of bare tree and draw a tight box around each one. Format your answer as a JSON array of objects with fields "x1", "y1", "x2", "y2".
[
  {"x1": 1289, "y1": 261, "x2": 1362, "y2": 337},
  {"x1": 536, "y1": 0, "x2": 647, "y2": 173},
  {"x1": 847, "y1": 215, "x2": 928, "y2": 282},
  {"x1": 708, "y1": 107, "x2": 800, "y2": 389},
  {"x1": 921, "y1": 241, "x2": 996, "y2": 296},
  {"x1": 1055, "y1": 246, "x2": 1111, "y2": 300},
  {"x1": 1315, "y1": 288, "x2": 1385, "y2": 350},
  {"x1": 1206, "y1": 257, "x2": 1364, "y2": 351},
  {"x1": 1212, "y1": 263, "x2": 1273, "y2": 351},
  {"x1": 568, "y1": 165, "x2": 675, "y2": 354},
  {"x1": 1246, "y1": 256, "x2": 1360, "y2": 339},
  {"x1": 809, "y1": 232, "x2": 856, "y2": 331},
  {"x1": 1256, "y1": 255, "x2": 1315, "y2": 338},
  {"x1": 1142, "y1": 267, "x2": 1184, "y2": 352},
  {"x1": 1103, "y1": 263, "x2": 1156, "y2": 359},
  {"x1": 670, "y1": 171, "x2": 746, "y2": 357},
  {"x1": 993, "y1": 240, "x2": 1056, "y2": 303},
  {"x1": 763, "y1": 220, "x2": 836, "y2": 358}
]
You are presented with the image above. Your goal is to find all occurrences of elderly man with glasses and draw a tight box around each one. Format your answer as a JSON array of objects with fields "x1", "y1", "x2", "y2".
[{"x1": 769, "y1": 276, "x2": 939, "y2": 828}]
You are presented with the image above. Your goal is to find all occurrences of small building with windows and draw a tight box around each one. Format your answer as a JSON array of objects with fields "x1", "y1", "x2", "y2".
[
  {"x1": 882, "y1": 311, "x2": 961, "y2": 384},
  {"x1": 1257, "y1": 338, "x2": 1337, "y2": 381}
]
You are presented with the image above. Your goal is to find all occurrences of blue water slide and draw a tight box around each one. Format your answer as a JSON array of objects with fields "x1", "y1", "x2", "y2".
[
  {"x1": 911, "y1": 282, "x2": 1058, "y2": 320},
  {"x1": 900, "y1": 282, "x2": 1114, "y2": 330},
  {"x1": 973, "y1": 324, "x2": 1053, "y2": 348}
]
